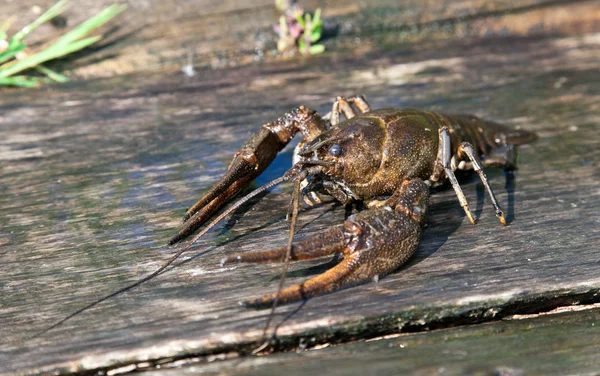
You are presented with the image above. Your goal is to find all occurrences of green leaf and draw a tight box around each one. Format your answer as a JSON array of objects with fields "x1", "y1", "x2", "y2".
[
  {"x1": 304, "y1": 13, "x2": 312, "y2": 27},
  {"x1": 310, "y1": 26, "x2": 322, "y2": 43},
  {"x1": 298, "y1": 38, "x2": 307, "y2": 54},
  {"x1": 309, "y1": 44, "x2": 325, "y2": 55},
  {"x1": 295, "y1": 13, "x2": 305, "y2": 28},
  {"x1": 313, "y1": 8, "x2": 321, "y2": 25}
]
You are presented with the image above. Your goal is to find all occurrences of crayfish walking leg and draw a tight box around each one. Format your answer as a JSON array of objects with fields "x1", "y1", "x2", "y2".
[
  {"x1": 326, "y1": 95, "x2": 372, "y2": 125},
  {"x1": 431, "y1": 127, "x2": 507, "y2": 226}
]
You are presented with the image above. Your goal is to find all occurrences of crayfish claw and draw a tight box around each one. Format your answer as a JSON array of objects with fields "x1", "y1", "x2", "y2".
[
  {"x1": 222, "y1": 227, "x2": 345, "y2": 265},
  {"x1": 242, "y1": 253, "x2": 361, "y2": 308},
  {"x1": 169, "y1": 129, "x2": 285, "y2": 245},
  {"x1": 170, "y1": 106, "x2": 326, "y2": 244},
  {"x1": 241, "y1": 179, "x2": 430, "y2": 307}
]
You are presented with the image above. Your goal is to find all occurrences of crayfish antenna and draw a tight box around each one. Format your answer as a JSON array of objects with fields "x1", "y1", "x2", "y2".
[
  {"x1": 32, "y1": 173, "x2": 293, "y2": 339},
  {"x1": 182, "y1": 174, "x2": 290, "y2": 249},
  {"x1": 253, "y1": 172, "x2": 304, "y2": 353}
]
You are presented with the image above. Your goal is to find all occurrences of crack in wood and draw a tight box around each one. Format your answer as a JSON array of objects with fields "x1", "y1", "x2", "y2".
[{"x1": 63, "y1": 287, "x2": 600, "y2": 376}]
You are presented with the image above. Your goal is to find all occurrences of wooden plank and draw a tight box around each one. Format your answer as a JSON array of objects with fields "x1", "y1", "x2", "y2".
[
  {"x1": 134, "y1": 306, "x2": 600, "y2": 375},
  {"x1": 1, "y1": 1, "x2": 600, "y2": 375}
]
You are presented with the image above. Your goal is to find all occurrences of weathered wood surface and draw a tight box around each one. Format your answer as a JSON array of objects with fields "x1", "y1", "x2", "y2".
[
  {"x1": 137, "y1": 306, "x2": 600, "y2": 375},
  {"x1": 1, "y1": 0, "x2": 600, "y2": 375}
]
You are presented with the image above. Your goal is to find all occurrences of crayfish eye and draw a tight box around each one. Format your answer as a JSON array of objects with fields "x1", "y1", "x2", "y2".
[
  {"x1": 412, "y1": 205, "x2": 424, "y2": 217},
  {"x1": 328, "y1": 144, "x2": 342, "y2": 156}
]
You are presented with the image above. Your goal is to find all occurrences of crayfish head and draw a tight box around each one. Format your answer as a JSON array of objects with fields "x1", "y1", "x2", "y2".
[{"x1": 299, "y1": 120, "x2": 385, "y2": 186}]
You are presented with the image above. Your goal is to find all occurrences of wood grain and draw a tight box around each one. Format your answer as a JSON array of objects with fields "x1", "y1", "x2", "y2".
[
  {"x1": 136, "y1": 307, "x2": 600, "y2": 375},
  {"x1": 1, "y1": 0, "x2": 599, "y2": 375}
]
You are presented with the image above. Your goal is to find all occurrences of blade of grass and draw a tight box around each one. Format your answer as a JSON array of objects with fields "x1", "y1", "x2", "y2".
[
  {"x1": 0, "y1": 42, "x2": 25, "y2": 65},
  {"x1": 0, "y1": 16, "x2": 15, "y2": 41},
  {"x1": 11, "y1": 0, "x2": 70, "y2": 44},
  {"x1": 55, "y1": 4, "x2": 126, "y2": 47},
  {"x1": 0, "y1": 36, "x2": 100, "y2": 78},
  {"x1": 0, "y1": 1, "x2": 125, "y2": 86},
  {"x1": 0, "y1": 75, "x2": 46, "y2": 87},
  {"x1": 35, "y1": 65, "x2": 69, "y2": 82}
]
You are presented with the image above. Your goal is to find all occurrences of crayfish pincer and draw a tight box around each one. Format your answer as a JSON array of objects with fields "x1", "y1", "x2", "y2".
[
  {"x1": 224, "y1": 178, "x2": 430, "y2": 307},
  {"x1": 35, "y1": 96, "x2": 536, "y2": 337},
  {"x1": 168, "y1": 95, "x2": 536, "y2": 307}
]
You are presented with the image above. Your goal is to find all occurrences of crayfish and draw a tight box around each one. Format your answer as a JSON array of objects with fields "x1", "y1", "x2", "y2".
[
  {"x1": 38, "y1": 95, "x2": 536, "y2": 336},
  {"x1": 170, "y1": 95, "x2": 536, "y2": 307}
]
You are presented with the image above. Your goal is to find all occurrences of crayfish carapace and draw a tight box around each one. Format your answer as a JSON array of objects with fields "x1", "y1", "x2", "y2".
[{"x1": 37, "y1": 96, "x2": 536, "y2": 336}]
